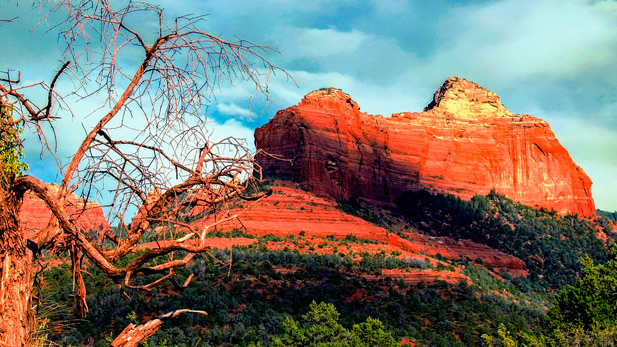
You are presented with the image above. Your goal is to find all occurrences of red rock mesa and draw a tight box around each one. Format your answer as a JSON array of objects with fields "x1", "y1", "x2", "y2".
[{"x1": 255, "y1": 77, "x2": 595, "y2": 216}]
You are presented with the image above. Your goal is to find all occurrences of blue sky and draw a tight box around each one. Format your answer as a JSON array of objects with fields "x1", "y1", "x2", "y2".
[{"x1": 2, "y1": 0, "x2": 616, "y2": 211}]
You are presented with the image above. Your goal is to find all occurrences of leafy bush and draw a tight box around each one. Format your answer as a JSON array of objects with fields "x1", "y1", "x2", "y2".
[
  {"x1": 0, "y1": 104, "x2": 28, "y2": 186},
  {"x1": 270, "y1": 301, "x2": 398, "y2": 347},
  {"x1": 548, "y1": 249, "x2": 617, "y2": 330}
]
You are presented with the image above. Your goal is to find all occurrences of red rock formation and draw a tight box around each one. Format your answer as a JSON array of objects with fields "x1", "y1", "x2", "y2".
[
  {"x1": 19, "y1": 183, "x2": 110, "y2": 240},
  {"x1": 193, "y1": 181, "x2": 526, "y2": 275},
  {"x1": 255, "y1": 78, "x2": 595, "y2": 216},
  {"x1": 192, "y1": 182, "x2": 399, "y2": 240},
  {"x1": 380, "y1": 269, "x2": 471, "y2": 286},
  {"x1": 433, "y1": 237, "x2": 526, "y2": 271}
]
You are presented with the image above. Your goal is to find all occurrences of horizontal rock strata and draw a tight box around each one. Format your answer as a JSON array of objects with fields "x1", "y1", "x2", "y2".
[{"x1": 193, "y1": 182, "x2": 526, "y2": 275}]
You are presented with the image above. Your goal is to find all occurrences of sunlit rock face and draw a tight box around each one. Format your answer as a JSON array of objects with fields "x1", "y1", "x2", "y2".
[
  {"x1": 255, "y1": 77, "x2": 595, "y2": 217},
  {"x1": 19, "y1": 183, "x2": 110, "y2": 240}
]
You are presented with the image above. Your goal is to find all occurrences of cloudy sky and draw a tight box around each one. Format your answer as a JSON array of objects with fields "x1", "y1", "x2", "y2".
[{"x1": 2, "y1": 0, "x2": 616, "y2": 211}]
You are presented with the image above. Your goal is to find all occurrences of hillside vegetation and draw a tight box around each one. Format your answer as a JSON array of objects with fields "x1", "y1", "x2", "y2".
[
  {"x1": 33, "y1": 185, "x2": 617, "y2": 346},
  {"x1": 396, "y1": 189, "x2": 615, "y2": 290}
]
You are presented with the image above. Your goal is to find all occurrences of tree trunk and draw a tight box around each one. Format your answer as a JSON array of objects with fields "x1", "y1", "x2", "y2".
[
  {"x1": 0, "y1": 188, "x2": 34, "y2": 347},
  {"x1": 111, "y1": 309, "x2": 207, "y2": 347}
]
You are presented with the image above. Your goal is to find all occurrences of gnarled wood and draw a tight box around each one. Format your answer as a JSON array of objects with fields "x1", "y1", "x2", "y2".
[
  {"x1": 111, "y1": 309, "x2": 207, "y2": 347},
  {"x1": 0, "y1": 187, "x2": 34, "y2": 347}
]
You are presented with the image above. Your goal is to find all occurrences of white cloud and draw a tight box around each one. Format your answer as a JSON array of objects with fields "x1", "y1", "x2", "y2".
[
  {"x1": 217, "y1": 102, "x2": 252, "y2": 119},
  {"x1": 423, "y1": 0, "x2": 617, "y2": 84},
  {"x1": 272, "y1": 25, "x2": 420, "y2": 84},
  {"x1": 8, "y1": 0, "x2": 617, "y2": 212},
  {"x1": 282, "y1": 27, "x2": 368, "y2": 58},
  {"x1": 208, "y1": 118, "x2": 256, "y2": 151},
  {"x1": 267, "y1": 69, "x2": 429, "y2": 117}
]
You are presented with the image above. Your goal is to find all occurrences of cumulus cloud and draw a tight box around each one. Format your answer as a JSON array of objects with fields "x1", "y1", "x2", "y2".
[
  {"x1": 5, "y1": 0, "x2": 617, "y2": 210},
  {"x1": 277, "y1": 27, "x2": 368, "y2": 58},
  {"x1": 423, "y1": 0, "x2": 617, "y2": 83},
  {"x1": 216, "y1": 102, "x2": 252, "y2": 119},
  {"x1": 207, "y1": 118, "x2": 255, "y2": 149}
]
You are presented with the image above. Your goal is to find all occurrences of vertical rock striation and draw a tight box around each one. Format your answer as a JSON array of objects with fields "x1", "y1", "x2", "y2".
[{"x1": 255, "y1": 78, "x2": 595, "y2": 216}]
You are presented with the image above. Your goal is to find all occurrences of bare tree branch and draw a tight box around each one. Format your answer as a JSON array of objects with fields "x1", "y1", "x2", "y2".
[
  {"x1": 0, "y1": 1, "x2": 291, "y2": 345},
  {"x1": 111, "y1": 309, "x2": 208, "y2": 347}
]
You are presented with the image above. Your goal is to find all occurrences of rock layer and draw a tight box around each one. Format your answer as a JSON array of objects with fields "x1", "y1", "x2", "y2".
[
  {"x1": 19, "y1": 183, "x2": 110, "y2": 240},
  {"x1": 193, "y1": 181, "x2": 525, "y2": 274},
  {"x1": 255, "y1": 78, "x2": 595, "y2": 216}
]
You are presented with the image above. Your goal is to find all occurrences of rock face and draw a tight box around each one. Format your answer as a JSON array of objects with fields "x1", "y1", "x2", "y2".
[
  {"x1": 255, "y1": 78, "x2": 595, "y2": 216},
  {"x1": 19, "y1": 184, "x2": 110, "y2": 240}
]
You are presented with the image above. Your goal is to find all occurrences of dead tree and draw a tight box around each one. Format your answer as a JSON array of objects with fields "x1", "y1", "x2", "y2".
[{"x1": 0, "y1": 1, "x2": 288, "y2": 346}]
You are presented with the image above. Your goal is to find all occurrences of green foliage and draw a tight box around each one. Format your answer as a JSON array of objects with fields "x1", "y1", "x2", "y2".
[
  {"x1": 597, "y1": 209, "x2": 617, "y2": 222},
  {"x1": 397, "y1": 189, "x2": 612, "y2": 290},
  {"x1": 548, "y1": 249, "x2": 617, "y2": 330},
  {"x1": 0, "y1": 104, "x2": 28, "y2": 186},
  {"x1": 127, "y1": 310, "x2": 139, "y2": 325},
  {"x1": 206, "y1": 228, "x2": 256, "y2": 239},
  {"x1": 358, "y1": 251, "x2": 428, "y2": 273},
  {"x1": 272, "y1": 301, "x2": 397, "y2": 347},
  {"x1": 549, "y1": 323, "x2": 617, "y2": 346},
  {"x1": 481, "y1": 324, "x2": 518, "y2": 347},
  {"x1": 38, "y1": 245, "x2": 548, "y2": 346},
  {"x1": 41, "y1": 189, "x2": 603, "y2": 346},
  {"x1": 518, "y1": 250, "x2": 617, "y2": 346}
]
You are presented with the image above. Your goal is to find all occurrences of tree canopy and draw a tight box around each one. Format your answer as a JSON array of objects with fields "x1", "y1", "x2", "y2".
[
  {"x1": 549, "y1": 249, "x2": 617, "y2": 330},
  {"x1": 270, "y1": 301, "x2": 398, "y2": 347}
]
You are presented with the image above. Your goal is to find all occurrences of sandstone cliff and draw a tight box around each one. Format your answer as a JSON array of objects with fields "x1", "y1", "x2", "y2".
[
  {"x1": 19, "y1": 183, "x2": 110, "y2": 240},
  {"x1": 255, "y1": 77, "x2": 595, "y2": 216}
]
